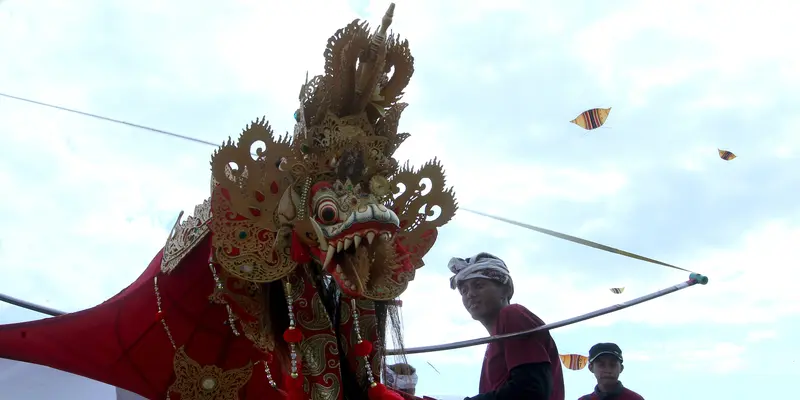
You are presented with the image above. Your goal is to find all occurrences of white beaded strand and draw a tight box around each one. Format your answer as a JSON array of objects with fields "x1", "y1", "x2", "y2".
[
  {"x1": 208, "y1": 259, "x2": 240, "y2": 336},
  {"x1": 284, "y1": 280, "x2": 300, "y2": 379},
  {"x1": 155, "y1": 276, "x2": 177, "y2": 400},
  {"x1": 257, "y1": 360, "x2": 278, "y2": 389},
  {"x1": 154, "y1": 276, "x2": 176, "y2": 351},
  {"x1": 350, "y1": 299, "x2": 376, "y2": 387}
]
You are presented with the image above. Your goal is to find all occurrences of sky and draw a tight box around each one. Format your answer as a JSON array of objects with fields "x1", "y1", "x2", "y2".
[{"x1": 1, "y1": 0, "x2": 799, "y2": 399}]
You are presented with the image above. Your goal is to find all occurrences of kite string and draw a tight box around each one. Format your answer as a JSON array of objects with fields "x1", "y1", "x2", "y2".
[
  {"x1": 0, "y1": 91, "x2": 689, "y2": 274},
  {"x1": 0, "y1": 92, "x2": 218, "y2": 147},
  {"x1": 462, "y1": 208, "x2": 691, "y2": 273}
]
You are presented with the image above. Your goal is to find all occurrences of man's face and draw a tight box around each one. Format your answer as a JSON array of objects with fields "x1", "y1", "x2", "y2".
[
  {"x1": 589, "y1": 355, "x2": 623, "y2": 385},
  {"x1": 458, "y1": 278, "x2": 507, "y2": 321}
]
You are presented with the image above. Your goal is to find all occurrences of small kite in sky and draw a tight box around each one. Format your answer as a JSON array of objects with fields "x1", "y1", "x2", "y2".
[
  {"x1": 610, "y1": 287, "x2": 625, "y2": 294},
  {"x1": 718, "y1": 149, "x2": 736, "y2": 161},
  {"x1": 559, "y1": 354, "x2": 589, "y2": 371},
  {"x1": 570, "y1": 107, "x2": 611, "y2": 130}
]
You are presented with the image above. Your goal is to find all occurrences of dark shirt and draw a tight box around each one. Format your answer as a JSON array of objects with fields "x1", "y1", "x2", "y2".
[
  {"x1": 578, "y1": 382, "x2": 644, "y2": 400},
  {"x1": 467, "y1": 304, "x2": 565, "y2": 400}
]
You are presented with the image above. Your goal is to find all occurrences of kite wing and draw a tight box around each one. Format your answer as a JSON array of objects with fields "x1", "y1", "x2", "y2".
[
  {"x1": 570, "y1": 107, "x2": 611, "y2": 130},
  {"x1": 559, "y1": 354, "x2": 589, "y2": 371},
  {"x1": 718, "y1": 149, "x2": 736, "y2": 161},
  {"x1": 610, "y1": 287, "x2": 625, "y2": 294}
]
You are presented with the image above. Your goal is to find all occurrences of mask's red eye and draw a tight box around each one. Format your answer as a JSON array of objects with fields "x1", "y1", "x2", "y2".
[{"x1": 316, "y1": 200, "x2": 339, "y2": 225}]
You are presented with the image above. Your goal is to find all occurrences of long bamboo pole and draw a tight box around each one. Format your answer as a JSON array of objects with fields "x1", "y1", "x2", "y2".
[
  {"x1": 0, "y1": 293, "x2": 65, "y2": 317},
  {"x1": 387, "y1": 273, "x2": 708, "y2": 356}
]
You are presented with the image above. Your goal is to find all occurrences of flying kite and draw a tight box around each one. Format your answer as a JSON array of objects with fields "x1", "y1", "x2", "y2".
[
  {"x1": 718, "y1": 149, "x2": 736, "y2": 161},
  {"x1": 570, "y1": 107, "x2": 611, "y2": 130},
  {"x1": 610, "y1": 287, "x2": 625, "y2": 294},
  {"x1": 559, "y1": 354, "x2": 589, "y2": 371}
]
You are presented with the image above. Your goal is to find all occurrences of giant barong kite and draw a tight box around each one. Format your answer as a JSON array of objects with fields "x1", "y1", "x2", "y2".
[{"x1": 0, "y1": 4, "x2": 459, "y2": 400}]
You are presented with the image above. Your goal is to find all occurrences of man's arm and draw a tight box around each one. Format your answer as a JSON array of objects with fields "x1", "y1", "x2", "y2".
[{"x1": 466, "y1": 362, "x2": 552, "y2": 400}]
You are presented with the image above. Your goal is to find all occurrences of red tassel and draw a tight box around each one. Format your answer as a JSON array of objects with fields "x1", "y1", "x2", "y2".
[
  {"x1": 283, "y1": 327, "x2": 303, "y2": 343},
  {"x1": 290, "y1": 231, "x2": 312, "y2": 263},
  {"x1": 354, "y1": 340, "x2": 373, "y2": 357},
  {"x1": 285, "y1": 374, "x2": 305, "y2": 400},
  {"x1": 368, "y1": 383, "x2": 404, "y2": 400}
]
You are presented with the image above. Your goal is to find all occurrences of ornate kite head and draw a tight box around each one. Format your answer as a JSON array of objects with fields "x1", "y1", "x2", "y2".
[{"x1": 208, "y1": 3, "x2": 458, "y2": 300}]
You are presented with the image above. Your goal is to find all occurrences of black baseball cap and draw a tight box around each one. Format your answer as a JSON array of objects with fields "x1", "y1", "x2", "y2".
[{"x1": 588, "y1": 342, "x2": 623, "y2": 363}]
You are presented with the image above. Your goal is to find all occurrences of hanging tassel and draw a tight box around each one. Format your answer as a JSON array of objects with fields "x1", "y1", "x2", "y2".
[
  {"x1": 368, "y1": 382, "x2": 404, "y2": 400},
  {"x1": 284, "y1": 373, "x2": 305, "y2": 400}
]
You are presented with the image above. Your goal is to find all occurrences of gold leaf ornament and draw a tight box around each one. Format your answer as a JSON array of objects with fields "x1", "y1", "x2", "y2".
[
  {"x1": 161, "y1": 199, "x2": 212, "y2": 274},
  {"x1": 210, "y1": 118, "x2": 295, "y2": 232},
  {"x1": 168, "y1": 347, "x2": 253, "y2": 400}
]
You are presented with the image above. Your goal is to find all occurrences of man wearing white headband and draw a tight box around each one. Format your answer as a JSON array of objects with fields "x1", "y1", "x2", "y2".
[
  {"x1": 384, "y1": 363, "x2": 418, "y2": 397},
  {"x1": 449, "y1": 252, "x2": 565, "y2": 400}
]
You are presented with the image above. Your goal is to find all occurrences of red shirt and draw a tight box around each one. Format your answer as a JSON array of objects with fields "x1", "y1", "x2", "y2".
[
  {"x1": 479, "y1": 304, "x2": 565, "y2": 400},
  {"x1": 578, "y1": 383, "x2": 644, "y2": 400}
]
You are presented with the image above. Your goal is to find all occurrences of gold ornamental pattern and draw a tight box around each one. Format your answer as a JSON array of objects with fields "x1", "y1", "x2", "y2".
[
  {"x1": 388, "y1": 159, "x2": 458, "y2": 268},
  {"x1": 210, "y1": 187, "x2": 298, "y2": 282},
  {"x1": 168, "y1": 347, "x2": 253, "y2": 400},
  {"x1": 161, "y1": 199, "x2": 212, "y2": 274}
]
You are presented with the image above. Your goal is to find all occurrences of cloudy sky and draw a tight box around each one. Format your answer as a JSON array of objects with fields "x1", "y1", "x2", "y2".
[{"x1": 1, "y1": 0, "x2": 799, "y2": 399}]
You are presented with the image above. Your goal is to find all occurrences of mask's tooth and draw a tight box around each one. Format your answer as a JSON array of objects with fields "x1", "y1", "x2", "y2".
[
  {"x1": 381, "y1": 232, "x2": 391, "y2": 241},
  {"x1": 324, "y1": 246, "x2": 335, "y2": 268},
  {"x1": 353, "y1": 234, "x2": 362, "y2": 247},
  {"x1": 366, "y1": 231, "x2": 376, "y2": 245},
  {"x1": 337, "y1": 241, "x2": 344, "y2": 252},
  {"x1": 344, "y1": 237, "x2": 353, "y2": 250}
]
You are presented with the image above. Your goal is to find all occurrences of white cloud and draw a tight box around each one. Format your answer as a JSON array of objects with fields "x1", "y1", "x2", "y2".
[
  {"x1": 668, "y1": 342, "x2": 746, "y2": 374},
  {"x1": 746, "y1": 330, "x2": 778, "y2": 343}
]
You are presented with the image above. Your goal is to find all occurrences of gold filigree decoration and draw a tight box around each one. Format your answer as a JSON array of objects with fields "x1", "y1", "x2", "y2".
[
  {"x1": 210, "y1": 188, "x2": 297, "y2": 282},
  {"x1": 296, "y1": 292, "x2": 334, "y2": 331},
  {"x1": 203, "y1": 3, "x2": 457, "y2": 295},
  {"x1": 311, "y1": 372, "x2": 342, "y2": 400},
  {"x1": 210, "y1": 119, "x2": 294, "y2": 232},
  {"x1": 355, "y1": 299, "x2": 376, "y2": 311},
  {"x1": 161, "y1": 199, "x2": 212, "y2": 274},
  {"x1": 168, "y1": 347, "x2": 253, "y2": 400},
  {"x1": 362, "y1": 269, "x2": 414, "y2": 300},
  {"x1": 300, "y1": 334, "x2": 340, "y2": 377},
  {"x1": 240, "y1": 320, "x2": 274, "y2": 353},
  {"x1": 389, "y1": 159, "x2": 458, "y2": 268},
  {"x1": 209, "y1": 271, "x2": 276, "y2": 352}
]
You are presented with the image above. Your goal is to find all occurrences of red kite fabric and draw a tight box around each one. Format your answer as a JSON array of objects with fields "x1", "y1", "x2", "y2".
[
  {"x1": 0, "y1": 238, "x2": 274, "y2": 398},
  {"x1": 0, "y1": 238, "x2": 423, "y2": 400}
]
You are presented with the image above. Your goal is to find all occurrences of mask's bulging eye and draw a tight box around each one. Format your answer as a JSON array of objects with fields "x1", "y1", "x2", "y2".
[{"x1": 316, "y1": 199, "x2": 339, "y2": 225}]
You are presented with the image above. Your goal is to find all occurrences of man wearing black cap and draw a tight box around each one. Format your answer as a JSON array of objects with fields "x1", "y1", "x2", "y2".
[{"x1": 578, "y1": 343, "x2": 643, "y2": 400}]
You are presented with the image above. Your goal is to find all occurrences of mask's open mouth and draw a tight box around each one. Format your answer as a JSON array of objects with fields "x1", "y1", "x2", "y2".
[
  {"x1": 322, "y1": 222, "x2": 398, "y2": 296},
  {"x1": 322, "y1": 223, "x2": 393, "y2": 268}
]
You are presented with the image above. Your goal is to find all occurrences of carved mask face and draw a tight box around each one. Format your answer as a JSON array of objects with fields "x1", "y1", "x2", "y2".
[{"x1": 305, "y1": 178, "x2": 402, "y2": 297}]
